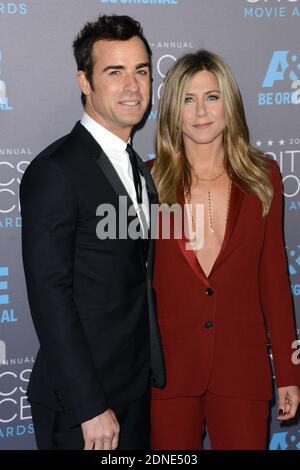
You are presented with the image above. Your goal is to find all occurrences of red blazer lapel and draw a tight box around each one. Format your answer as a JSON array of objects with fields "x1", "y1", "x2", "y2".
[
  {"x1": 211, "y1": 180, "x2": 244, "y2": 274},
  {"x1": 176, "y1": 181, "x2": 244, "y2": 283},
  {"x1": 176, "y1": 189, "x2": 210, "y2": 287}
]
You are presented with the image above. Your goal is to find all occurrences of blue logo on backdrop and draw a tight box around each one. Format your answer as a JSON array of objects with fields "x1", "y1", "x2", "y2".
[
  {"x1": 0, "y1": 267, "x2": 9, "y2": 306},
  {"x1": 0, "y1": 267, "x2": 18, "y2": 324},
  {"x1": 244, "y1": 0, "x2": 300, "y2": 19},
  {"x1": 269, "y1": 429, "x2": 300, "y2": 450},
  {"x1": 0, "y1": 3, "x2": 27, "y2": 15},
  {"x1": 0, "y1": 52, "x2": 13, "y2": 111},
  {"x1": 288, "y1": 245, "x2": 300, "y2": 296},
  {"x1": 289, "y1": 246, "x2": 300, "y2": 276},
  {"x1": 99, "y1": 0, "x2": 178, "y2": 4},
  {"x1": 258, "y1": 51, "x2": 300, "y2": 105}
]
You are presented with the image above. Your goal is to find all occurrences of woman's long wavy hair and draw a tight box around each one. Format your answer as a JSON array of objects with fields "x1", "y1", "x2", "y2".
[{"x1": 152, "y1": 50, "x2": 273, "y2": 216}]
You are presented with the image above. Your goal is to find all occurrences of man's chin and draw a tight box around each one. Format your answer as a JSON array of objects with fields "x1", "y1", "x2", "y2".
[{"x1": 120, "y1": 116, "x2": 146, "y2": 128}]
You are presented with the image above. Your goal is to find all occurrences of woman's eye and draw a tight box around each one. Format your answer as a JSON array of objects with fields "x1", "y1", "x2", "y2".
[
  {"x1": 207, "y1": 95, "x2": 219, "y2": 101},
  {"x1": 184, "y1": 96, "x2": 194, "y2": 104}
]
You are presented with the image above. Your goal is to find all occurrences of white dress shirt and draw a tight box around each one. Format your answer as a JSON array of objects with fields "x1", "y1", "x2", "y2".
[{"x1": 81, "y1": 113, "x2": 150, "y2": 235}]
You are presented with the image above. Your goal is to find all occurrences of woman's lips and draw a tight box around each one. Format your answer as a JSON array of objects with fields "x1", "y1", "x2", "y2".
[{"x1": 193, "y1": 122, "x2": 213, "y2": 129}]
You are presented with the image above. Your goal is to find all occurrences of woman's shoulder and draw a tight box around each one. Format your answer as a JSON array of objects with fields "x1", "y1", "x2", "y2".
[
  {"x1": 263, "y1": 156, "x2": 282, "y2": 185},
  {"x1": 264, "y1": 155, "x2": 279, "y2": 170},
  {"x1": 146, "y1": 158, "x2": 155, "y2": 170}
]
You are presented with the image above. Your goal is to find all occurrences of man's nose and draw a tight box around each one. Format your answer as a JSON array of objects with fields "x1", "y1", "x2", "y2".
[{"x1": 124, "y1": 73, "x2": 139, "y2": 92}]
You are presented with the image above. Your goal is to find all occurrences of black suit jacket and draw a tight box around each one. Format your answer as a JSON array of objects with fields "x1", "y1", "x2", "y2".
[{"x1": 20, "y1": 122, "x2": 165, "y2": 427}]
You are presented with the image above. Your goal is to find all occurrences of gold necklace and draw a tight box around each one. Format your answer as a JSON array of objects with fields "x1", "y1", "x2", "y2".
[
  {"x1": 208, "y1": 179, "x2": 231, "y2": 233},
  {"x1": 193, "y1": 168, "x2": 225, "y2": 182},
  {"x1": 185, "y1": 177, "x2": 232, "y2": 240}
]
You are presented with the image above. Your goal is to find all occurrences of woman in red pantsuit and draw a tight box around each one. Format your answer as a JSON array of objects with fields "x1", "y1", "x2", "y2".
[{"x1": 150, "y1": 50, "x2": 300, "y2": 450}]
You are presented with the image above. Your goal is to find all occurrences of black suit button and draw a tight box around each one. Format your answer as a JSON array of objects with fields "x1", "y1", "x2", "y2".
[
  {"x1": 205, "y1": 288, "x2": 214, "y2": 296},
  {"x1": 204, "y1": 320, "x2": 214, "y2": 329}
]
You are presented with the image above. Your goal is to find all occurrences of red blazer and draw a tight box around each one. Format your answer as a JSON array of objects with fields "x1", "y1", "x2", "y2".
[{"x1": 152, "y1": 159, "x2": 300, "y2": 401}]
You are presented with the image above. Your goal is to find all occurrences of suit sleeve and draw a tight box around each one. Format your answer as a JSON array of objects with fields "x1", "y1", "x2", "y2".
[
  {"x1": 259, "y1": 160, "x2": 300, "y2": 387},
  {"x1": 20, "y1": 157, "x2": 108, "y2": 425}
]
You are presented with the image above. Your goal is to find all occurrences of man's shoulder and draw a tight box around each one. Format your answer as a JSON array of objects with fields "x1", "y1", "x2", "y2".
[
  {"x1": 38, "y1": 134, "x2": 70, "y2": 160},
  {"x1": 22, "y1": 122, "x2": 92, "y2": 181},
  {"x1": 19, "y1": 126, "x2": 75, "y2": 194},
  {"x1": 34, "y1": 122, "x2": 84, "y2": 165}
]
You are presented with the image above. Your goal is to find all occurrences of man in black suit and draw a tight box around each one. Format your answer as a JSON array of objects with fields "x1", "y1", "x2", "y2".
[{"x1": 20, "y1": 14, "x2": 165, "y2": 450}]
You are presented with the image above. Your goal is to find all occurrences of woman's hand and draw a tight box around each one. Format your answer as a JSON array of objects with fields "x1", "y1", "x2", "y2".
[{"x1": 277, "y1": 386, "x2": 300, "y2": 421}]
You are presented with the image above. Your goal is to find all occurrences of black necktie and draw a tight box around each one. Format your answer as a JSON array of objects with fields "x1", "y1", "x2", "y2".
[{"x1": 126, "y1": 143, "x2": 142, "y2": 205}]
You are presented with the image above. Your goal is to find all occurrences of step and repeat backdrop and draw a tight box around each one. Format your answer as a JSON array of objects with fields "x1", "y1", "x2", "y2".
[{"x1": 0, "y1": 0, "x2": 300, "y2": 450}]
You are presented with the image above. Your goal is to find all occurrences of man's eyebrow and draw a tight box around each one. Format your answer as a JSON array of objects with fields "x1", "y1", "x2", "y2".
[
  {"x1": 102, "y1": 65, "x2": 124, "y2": 72},
  {"x1": 102, "y1": 63, "x2": 150, "y2": 72},
  {"x1": 136, "y1": 62, "x2": 150, "y2": 70}
]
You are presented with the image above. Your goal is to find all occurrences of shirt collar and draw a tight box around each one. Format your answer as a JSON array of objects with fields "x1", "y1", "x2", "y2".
[{"x1": 81, "y1": 112, "x2": 129, "y2": 157}]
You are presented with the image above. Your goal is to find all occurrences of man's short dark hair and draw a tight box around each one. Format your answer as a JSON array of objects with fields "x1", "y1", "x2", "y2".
[{"x1": 73, "y1": 14, "x2": 152, "y2": 106}]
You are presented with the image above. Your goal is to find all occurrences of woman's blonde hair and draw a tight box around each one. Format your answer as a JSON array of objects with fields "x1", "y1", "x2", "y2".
[{"x1": 152, "y1": 49, "x2": 273, "y2": 216}]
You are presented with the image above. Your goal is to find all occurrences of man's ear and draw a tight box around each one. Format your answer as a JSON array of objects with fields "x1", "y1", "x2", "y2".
[{"x1": 77, "y1": 71, "x2": 91, "y2": 97}]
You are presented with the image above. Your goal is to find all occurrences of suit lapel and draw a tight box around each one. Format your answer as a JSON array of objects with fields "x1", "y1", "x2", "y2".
[
  {"x1": 135, "y1": 154, "x2": 158, "y2": 205},
  {"x1": 94, "y1": 147, "x2": 132, "y2": 202},
  {"x1": 72, "y1": 122, "x2": 158, "y2": 202},
  {"x1": 71, "y1": 122, "x2": 157, "y2": 262},
  {"x1": 134, "y1": 154, "x2": 159, "y2": 266},
  {"x1": 72, "y1": 122, "x2": 136, "y2": 210}
]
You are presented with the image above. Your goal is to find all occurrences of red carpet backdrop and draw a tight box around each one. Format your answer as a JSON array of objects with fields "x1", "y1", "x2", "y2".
[{"x1": 0, "y1": 0, "x2": 299, "y2": 450}]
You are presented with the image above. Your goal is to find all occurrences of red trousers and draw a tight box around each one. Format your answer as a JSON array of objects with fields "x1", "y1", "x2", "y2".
[{"x1": 151, "y1": 391, "x2": 270, "y2": 450}]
